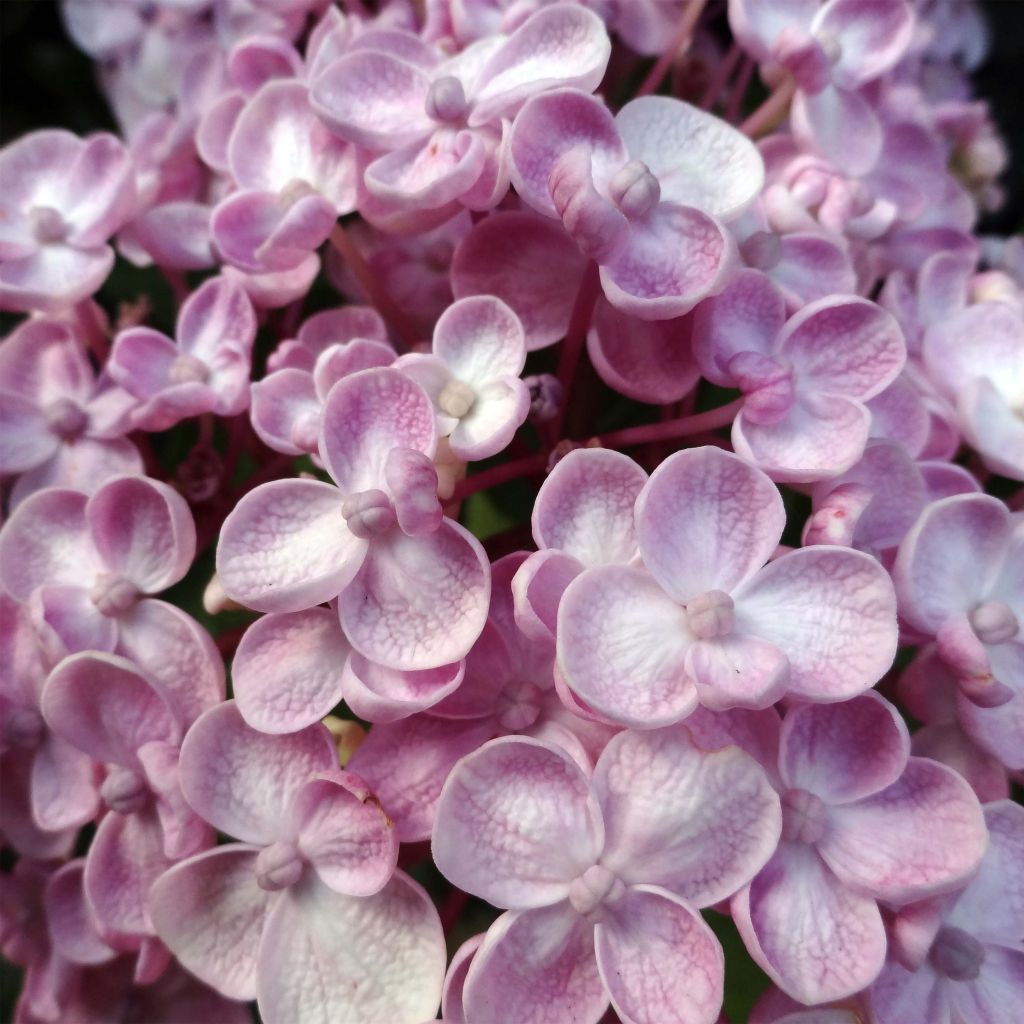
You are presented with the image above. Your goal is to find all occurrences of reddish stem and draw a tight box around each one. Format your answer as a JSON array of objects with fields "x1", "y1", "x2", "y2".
[
  {"x1": 551, "y1": 261, "x2": 601, "y2": 441},
  {"x1": 724, "y1": 56, "x2": 755, "y2": 124},
  {"x1": 452, "y1": 453, "x2": 549, "y2": 502},
  {"x1": 700, "y1": 41, "x2": 741, "y2": 110},
  {"x1": 597, "y1": 398, "x2": 743, "y2": 448},
  {"x1": 328, "y1": 223, "x2": 420, "y2": 351},
  {"x1": 74, "y1": 299, "x2": 109, "y2": 366},
  {"x1": 636, "y1": 0, "x2": 710, "y2": 97},
  {"x1": 160, "y1": 268, "x2": 189, "y2": 306},
  {"x1": 740, "y1": 75, "x2": 796, "y2": 137},
  {"x1": 440, "y1": 888, "x2": 470, "y2": 937}
]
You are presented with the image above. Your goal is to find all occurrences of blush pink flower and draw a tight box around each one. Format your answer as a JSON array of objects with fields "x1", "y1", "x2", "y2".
[
  {"x1": 150, "y1": 701, "x2": 445, "y2": 1024},
  {"x1": 557, "y1": 446, "x2": 898, "y2": 725},
  {"x1": 433, "y1": 727, "x2": 782, "y2": 1024}
]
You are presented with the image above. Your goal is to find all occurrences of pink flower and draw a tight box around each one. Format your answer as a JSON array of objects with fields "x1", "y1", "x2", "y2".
[
  {"x1": 557, "y1": 446, "x2": 898, "y2": 724},
  {"x1": 433, "y1": 727, "x2": 782, "y2": 1024},
  {"x1": 150, "y1": 701, "x2": 445, "y2": 1024}
]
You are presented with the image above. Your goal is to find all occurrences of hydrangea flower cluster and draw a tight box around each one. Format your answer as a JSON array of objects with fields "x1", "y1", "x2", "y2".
[{"x1": 1, "y1": 0, "x2": 1021, "y2": 1021}]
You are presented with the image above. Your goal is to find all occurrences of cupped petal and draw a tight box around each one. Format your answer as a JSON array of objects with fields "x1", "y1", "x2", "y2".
[
  {"x1": 61, "y1": 132, "x2": 135, "y2": 245},
  {"x1": 771, "y1": 232, "x2": 857, "y2": 305},
  {"x1": 0, "y1": 392, "x2": 57, "y2": 474},
  {"x1": 86, "y1": 475, "x2": 194, "y2": 593},
  {"x1": 587, "y1": 299, "x2": 701, "y2": 404},
  {"x1": 636, "y1": 446, "x2": 784, "y2": 601},
  {"x1": 149, "y1": 844, "x2": 271, "y2": 1000},
  {"x1": 791, "y1": 85, "x2": 882, "y2": 177},
  {"x1": 779, "y1": 296, "x2": 905, "y2": 400},
  {"x1": 250, "y1": 368, "x2": 320, "y2": 455},
  {"x1": 596, "y1": 885, "x2": 724, "y2": 1024},
  {"x1": 442, "y1": 933, "x2": 483, "y2": 1024},
  {"x1": 107, "y1": 326, "x2": 178, "y2": 399},
  {"x1": 733, "y1": 843, "x2": 886, "y2": 1005},
  {"x1": 293, "y1": 770, "x2": 398, "y2": 897},
  {"x1": 31, "y1": 732, "x2": 100, "y2": 832},
  {"x1": 451, "y1": 211, "x2": 586, "y2": 350},
  {"x1": 0, "y1": 243, "x2": 114, "y2": 313},
  {"x1": 122, "y1": 200, "x2": 215, "y2": 271},
  {"x1": 946, "y1": 946, "x2": 1024, "y2": 1024},
  {"x1": 434, "y1": 294, "x2": 527, "y2": 384},
  {"x1": 45, "y1": 860, "x2": 115, "y2": 966},
  {"x1": 463, "y1": 903, "x2": 607, "y2": 1024},
  {"x1": 0, "y1": 750, "x2": 76, "y2": 860},
  {"x1": 616, "y1": 95, "x2": 764, "y2": 220},
  {"x1": 177, "y1": 274, "x2": 257, "y2": 366},
  {"x1": 30, "y1": 583, "x2": 115, "y2": 658},
  {"x1": 341, "y1": 653, "x2": 463, "y2": 724},
  {"x1": 319, "y1": 366, "x2": 437, "y2": 494},
  {"x1": 778, "y1": 692, "x2": 910, "y2": 804},
  {"x1": 42, "y1": 652, "x2": 179, "y2": 767},
  {"x1": 448, "y1": 376, "x2": 530, "y2": 460},
  {"x1": 557, "y1": 565, "x2": 696, "y2": 728},
  {"x1": 256, "y1": 870, "x2": 445, "y2": 1024},
  {"x1": 600, "y1": 203, "x2": 733, "y2": 320},
  {"x1": 733, "y1": 546, "x2": 898, "y2": 702},
  {"x1": 0, "y1": 488, "x2": 96, "y2": 600},
  {"x1": 216, "y1": 478, "x2": 364, "y2": 614},
  {"x1": 339, "y1": 519, "x2": 489, "y2": 671},
  {"x1": 819, "y1": 757, "x2": 988, "y2": 904},
  {"x1": 594, "y1": 728, "x2": 781, "y2": 905},
  {"x1": 233, "y1": 608, "x2": 349, "y2": 734},
  {"x1": 533, "y1": 447, "x2": 646, "y2": 567},
  {"x1": 178, "y1": 701, "x2": 337, "y2": 844},
  {"x1": 958, "y1": 377, "x2": 1024, "y2": 482},
  {"x1": 813, "y1": 0, "x2": 915, "y2": 89},
  {"x1": 433, "y1": 735, "x2": 604, "y2": 909},
  {"x1": 686, "y1": 635, "x2": 791, "y2": 712}
]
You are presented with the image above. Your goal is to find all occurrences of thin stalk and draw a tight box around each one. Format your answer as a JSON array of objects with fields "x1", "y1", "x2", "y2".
[
  {"x1": 598, "y1": 397, "x2": 743, "y2": 448},
  {"x1": 636, "y1": 0, "x2": 710, "y2": 97},
  {"x1": 700, "y1": 41, "x2": 741, "y2": 110},
  {"x1": 74, "y1": 299, "x2": 109, "y2": 366},
  {"x1": 452, "y1": 453, "x2": 548, "y2": 502},
  {"x1": 551, "y1": 261, "x2": 601, "y2": 440},
  {"x1": 724, "y1": 56, "x2": 754, "y2": 123},
  {"x1": 328, "y1": 222, "x2": 420, "y2": 351},
  {"x1": 740, "y1": 75, "x2": 796, "y2": 137}
]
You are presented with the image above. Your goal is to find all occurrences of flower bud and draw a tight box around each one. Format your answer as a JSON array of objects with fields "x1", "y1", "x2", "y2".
[
  {"x1": 608, "y1": 160, "x2": 661, "y2": 220},
  {"x1": 685, "y1": 590, "x2": 735, "y2": 640}
]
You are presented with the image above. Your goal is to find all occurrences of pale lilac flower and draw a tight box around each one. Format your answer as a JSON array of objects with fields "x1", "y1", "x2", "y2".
[
  {"x1": 558, "y1": 446, "x2": 898, "y2": 725},
  {"x1": 751, "y1": 985, "x2": 863, "y2": 1024},
  {"x1": 893, "y1": 493, "x2": 1023, "y2": 721},
  {"x1": 0, "y1": 129, "x2": 136, "y2": 312},
  {"x1": 729, "y1": 693, "x2": 988, "y2": 1004},
  {"x1": 217, "y1": 366, "x2": 490, "y2": 670},
  {"x1": 396, "y1": 296, "x2": 530, "y2": 461},
  {"x1": 693, "y1": 269, "x2": 906, "y2": 481},
  {"x1": 0, "y1": 317, "x2": 141, "y2": 508},
  {"x1": 109, "y1": 275, "x2": 257, "y2": 431},
  {"x1": 868, "y1": 801, "x2": 1023, "y2": 1024},
  {"x1": 0, "y1": 475, "x2": 224, "y2": 716},
  {"x1": 312, "y1": 5, "x2": 611, "y2": 223},
  {"x1": 509, "y1": 88, "x2": 762, "y2": 318},
  {"x1": 433, "y1": 728, "x2": 781, "y2": 1024},
  {"x1": 150, "y1": 701, "x2": 446, "y2": 1024}
]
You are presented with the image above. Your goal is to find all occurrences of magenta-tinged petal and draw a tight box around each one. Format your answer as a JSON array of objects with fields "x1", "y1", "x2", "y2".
[
  {"x1": 433, "y1": 736, "x2": 604, "y2": 908},
  {"x1": 779, "y1": 296, "x2": 905, "y2": 400},
  {"x1": 946, "y1": 947, "x2": 1024, "y2": 1024},
  {"x1": 107, "y1": 326, "x2": 178, "y2": 400},
  {"x1": 216, "y1": 478, "x2": 364, "y2": 614},
  {"x1": 733, "y1": 546, "x2": 898, "y2": 702},
  {"x1": 596, "y1": 885, "x2": 724, "y2": 1024},
  {"x1": 791, "y1": 85, "x2": 882, "y2": 176},
  {"x1": 779, "y1": 693, "x2": 910, "y2": 804},
  {"x1": 512, "y1": 550, "x2": 584, "y2": 644},
  {"x1": 292, "y1": 770, "x2": 397, "y2": 897},
  {"x1": 319, "y1": 366, "x2": 437, "y2": 495},
  {"x1": 86, "y1": 476, "x2": 194, "y2": 593},
  {"x1": 0, "y1": 750, "x2": 76, "y2": 860},
  {"x1": 449, "y1": 376, "x2": 531, "y2": 461},
  {"x1": 31, "y1": 732, "x2": 100, "y2": 832},
  {"x1": 60, "y1": 132, "x2": 135, "y2": 246},
  {"x1": 178, "y1": 701, "x2": 336, "y2": 845},
  {"x1": 233, "y1": 608, "x2": 349, "y2": 734},
  {"x1": 250, "y1": 369, "x2": 320, "y2": 456},
  {"x1": 339, "y1": 520, "x2": 488, "y2": 671},
  {"x1": 0, "y1": 392, "x2": 57, "y2": 474},
  {"x1": 819, "y1": 758, "x2": 987, "y2": 904},
  {"x1": 616, "y1": 95, "x2": 764, "y2": 220},
  {"x1": 451, "y1": 211, "x2": 585, "y2": 350},
  {"x1": 341, "y1": 653, "x2": 463, "y2": 724},
  {"x1": 594, "y1": 728, "x2": 781, "y2": 906},
  {"x1": 0, "y1": 488, "x2": 96, "y2": 600},
  {"x1": 348, "y1": 714, "x2": 492, "y2": 842},
  {"x1": 587, "y1": 299, "x2": 701, "y2": 404},
  {"x1": 600, "y1": 203, "x2": 733, "y2": 320},
  {"x1": 84, "y1": 809, "x2": 172, "y2": 947},
  {"x1": 0, "y1": 243, "x2": 115, "y2": 313},
  {"x1": 256, "y1": 870, "x2": 445, "y2": 1024},
  {"x1": 124, "y1": 200, "x2": 215, "y2": 271},
  {"x1": 892, "y1": 494, "x2": 1010, "y2": 635},
  {"x1": 310, "y1": 50, "x2": 433, "y2": 150},
  {"x1": 313, "y1": 339, "x2": 395, "y2": 397},
  {"x1": 30, "y1": 583, "x2": 115, "y2": 658},
  {"x1": 771, "y1": 232, "x2": 857, "y2": 305},
  {"x1": 45, "y1": 860, "x2": 114, "y2": 966},
  {"x1": 734, "y1": 843, "x2": 887, "y2": 1004},
  {"x1": 149, "y1": 844, "x2": 271, "y2": 1000},
  {"x1": 959, "y1": 377, "x2": 1024, "y2": 481},
  {"x1": 557, "y1": 565, "x2": 696, "y2": 728},
  {"x1": 813, "y1": 0, "x2": 915, "y2": 89},
  {"x1": 463, "y1": 903, "x2": 607, "y2": 1024},
  {"x1": 177, "y1": 274, "x2": 257, "y2": 366},
  {"x1": 636, "y1": 447, "x2": 784, "y2": 601},
  {"x1": 442, "y1": 933, "x2": 483, "y2": 1024},
  {"x1": 434, "y1": 295, "x2": 527, "y2": 385},
  {"x1": 42, "y1": 652, "x2": 179, "y2": 768},
  {"x1": 686, "y1": 635, "x2": 790, "y2": 711}
]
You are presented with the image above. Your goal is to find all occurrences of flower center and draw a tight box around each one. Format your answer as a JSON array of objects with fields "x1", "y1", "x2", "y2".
[
  {"x1": 289, "y1": 411, "x2": 321, "y2": 454},
  {"x1": 495, "y1": 680, "x2": 544, "y2": 732},
  {"x1": 685, "y1": 590, "x2": 735, "y2": 640},
  {"x1": 969, "y1": 601, "x2": 1019, "y2": 645},
  {"x1": 101, "y1": 766, "x2": 151, "y2": 815},
  {"x1": 90, "y1": 573, "x2": 140, "y2": 617},
  {"x1": 728, "y1": 352, "x2": 795, "y2": 425},
  {"x1": 30, "y1": 205, "x2": 68, "y2": 244},
  {"x1": 609, "y1": 160, "x2": 661, "y2": 219},
  {"x1": 438, "y1": 379, "x2": 476, "y2": 419},
  {"x1": 168, "y1": 354, "x2": 210, "y2": 386},
  {"x1": 568, "y1": 865, "x2": 625, "y2": 922},
  {"x1": 342, "y1": 489, "x2": 397, "y2": 539},
  {"x1": 929, "y1": 926, "x2": 985, "y2": 982},
  {"x1": 255, "y1": 841, "x2": 305, "y2": 892},
  {"x1": 4, "y1": 706, "x2": 45, "y2": 750},
  {"x1": 740, "y1": 231, "x2": 783, "y2": 272},
  {"x1": 781, "y1": 788, "x2": 828, "y2": 845},
  {"x1": 44, "y1": 398, "x2": 89, "y2": 439},
  {"x1": 425, "y1": 76, "x2": 468, "y2": 124}
]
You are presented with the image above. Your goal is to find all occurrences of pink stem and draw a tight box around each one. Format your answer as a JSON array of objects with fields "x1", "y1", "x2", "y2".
[
  {"x1": 160, "y1": 268, "x2": 189, "y2": 306},
  {"x1": 452, "y1": 453, "x2": 549, "y2": 502},
  {"x1": 724, "y1": 56, "x2": 755, "y2": 124},
  {"x1": 636, "y1": 0, "x2": 710, "y2": 97},
  {"x1": 440, "y1": 888, "x2": 470, "y2": 936},
  {"x1": 700, "y1": 41, "x2": 741, "y2": 110},
  {"x1": 551, "y1": 261, "x2": 601, "y2": 440},
  {"x1": 329, "y1": 223, "x2": 420, "y2": 351},
  {"x1": 740, "y1": 75, "x2": 796, "y2": 137},
  {"x1": 197, "y1": 413, "x2": 215, "y2": 448},
  {"x1": 598, "y1": 397, "x2": 743, "y2": 448},
  {"x1": 74, "y1": 299, "x2": 109, "y2": 366}
]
